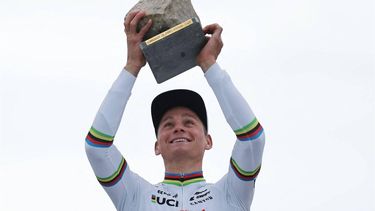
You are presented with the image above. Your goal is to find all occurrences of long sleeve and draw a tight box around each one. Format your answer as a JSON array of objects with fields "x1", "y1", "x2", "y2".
[
  {"x1": 85, "y1": 69, "x2": 151, "y2": 210},
  {"x1": 205, "y1": 63, "x2": 265, "y2": 210}
]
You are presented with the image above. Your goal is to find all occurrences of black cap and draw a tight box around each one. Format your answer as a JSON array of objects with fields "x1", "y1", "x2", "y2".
[{"x1": 151, "y1": 89, "x2": 207, "y2": 135}]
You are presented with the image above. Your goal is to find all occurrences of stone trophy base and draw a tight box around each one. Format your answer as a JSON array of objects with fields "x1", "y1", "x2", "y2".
[{"x1": 140, "y1": 18, "x2": 206, "y2": 84}]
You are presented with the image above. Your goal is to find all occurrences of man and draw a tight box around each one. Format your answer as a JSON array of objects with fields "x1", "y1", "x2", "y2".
[{"x1": 85, "y1": 10, "x2": 265, "y2": 210}]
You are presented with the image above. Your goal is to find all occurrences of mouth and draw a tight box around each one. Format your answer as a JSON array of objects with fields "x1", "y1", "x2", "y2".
[{"x1": 169, "y1": 138, "x2": 191, "y2": 144}]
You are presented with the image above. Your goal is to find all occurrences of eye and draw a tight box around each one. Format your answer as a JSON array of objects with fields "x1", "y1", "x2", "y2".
[
  {"x1": 162, "y1": 121, "x2": 174, "y2": 128},
  {"x1": 184, "y1": 119, "x2": 195, "y2": 127}
]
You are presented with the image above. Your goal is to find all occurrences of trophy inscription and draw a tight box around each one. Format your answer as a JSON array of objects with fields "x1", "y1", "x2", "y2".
[{"x1": 128, "y1": 0, "x2": 206, "y2": 83}]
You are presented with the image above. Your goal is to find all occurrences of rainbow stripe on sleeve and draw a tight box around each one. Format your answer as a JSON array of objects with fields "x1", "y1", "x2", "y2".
[
  {"x1": 97, "y1": 157, "x2": 127, "y2": 187},
  {"x1": 230, "y1": 158, "x2": 261, "y2": 181},
  {"x1": 85, "y1": 127, "x2": 114, "y2": 148},
  {"x1": 234, "y1": 118, "x2": 264, "y2": 141}
]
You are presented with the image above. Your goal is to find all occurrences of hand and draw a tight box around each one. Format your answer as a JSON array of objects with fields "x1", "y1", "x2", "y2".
[
  {"x1": 197, "y1": 24, "x2": 223, "y2": 72},
  {"x1": 124, "y1": 10, "x2": 152, "y2": 76}
]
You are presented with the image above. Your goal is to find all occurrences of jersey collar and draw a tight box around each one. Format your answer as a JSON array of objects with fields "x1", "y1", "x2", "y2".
[{"x1": 162, "y1": 171, "x2": 205, "y2": 186}]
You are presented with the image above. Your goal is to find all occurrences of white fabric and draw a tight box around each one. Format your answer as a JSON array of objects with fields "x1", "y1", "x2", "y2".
[{"x1": 85, "y1": 64, "x2": 265, "y2": 210}]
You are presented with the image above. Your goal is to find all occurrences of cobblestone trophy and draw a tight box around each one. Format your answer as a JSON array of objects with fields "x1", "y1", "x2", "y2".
[{"x1": 128, "y1": 0, "x2": 206, "y2": 83}]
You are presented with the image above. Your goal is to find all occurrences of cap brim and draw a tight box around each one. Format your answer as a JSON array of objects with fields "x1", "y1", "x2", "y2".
[{"x1": 151, "y1": 89, "x2": 207, "y2": 135}]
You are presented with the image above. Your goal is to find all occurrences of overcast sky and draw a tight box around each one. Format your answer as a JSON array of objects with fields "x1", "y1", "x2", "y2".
[{"x1": 0, "y1": 0, "x2": 374, "y2": 210}]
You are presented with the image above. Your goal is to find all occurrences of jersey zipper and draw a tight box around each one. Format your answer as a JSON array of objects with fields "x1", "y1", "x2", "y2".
[{"x1": 181, "y1": 173, "x2": 184, "y2": 210}]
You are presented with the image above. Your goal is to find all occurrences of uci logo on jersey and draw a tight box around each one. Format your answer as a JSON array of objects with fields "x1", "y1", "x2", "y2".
[{"x1": 151, "y1": 194, "x2": 179, "y2": 207}]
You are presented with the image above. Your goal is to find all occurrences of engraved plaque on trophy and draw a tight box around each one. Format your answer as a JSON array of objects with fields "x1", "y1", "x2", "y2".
[{"x1": 128, "y1": 0, "x2": 206, "y2": 83}]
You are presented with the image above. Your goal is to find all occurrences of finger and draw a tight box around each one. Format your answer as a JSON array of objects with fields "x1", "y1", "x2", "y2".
[
  {"x1": 212, "y1": 24, "x2": 223, "y2": 39},
  {"x1": 202, "y1": 25, "x2": 212, "y2": 35},
  {"x1": 125, "y1": 10, "x2": 140, "y2": 30},
  {"x1": 139, "y1": 19, "x2": 152, "y2": 38},
  {"x1": 129, "y1": 11, "x2": 146, "y2": 33},
  {"x1": 202, "y1": 24, "x2": 218, "y2": 35}
]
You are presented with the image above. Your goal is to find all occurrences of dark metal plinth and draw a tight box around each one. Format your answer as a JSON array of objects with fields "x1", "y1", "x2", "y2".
[{"x1": 140, "y1": 18, "x2": 206, "y2": 83}]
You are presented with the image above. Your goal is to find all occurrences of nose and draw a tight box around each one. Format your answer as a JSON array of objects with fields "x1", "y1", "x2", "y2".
[{"x1": 173, "y1": 122, "x2": 185, "y2": 134}]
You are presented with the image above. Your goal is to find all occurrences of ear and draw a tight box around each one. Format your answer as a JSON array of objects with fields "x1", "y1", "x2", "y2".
[
  {"x1": 204, "y1": 134, "x2": 213, "y2": 150},
  {"x1": 154, "y1": 140, "x2": 161, "y2": 155}
]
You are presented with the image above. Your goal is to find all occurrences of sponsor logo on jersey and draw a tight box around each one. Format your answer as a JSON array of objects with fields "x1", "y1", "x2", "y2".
[
  {"x1": 157, "y1": 189, "x2": 178, "y2": 198},
  {"x1": 151, "y1": 194, "x2": 179, "y2": 207},
  {"x1": 189, "y1": 189, "x2": 213, "y2": 205},
  {"x1": 151, "y1": 192, "x2": 179, "y2": 207}
]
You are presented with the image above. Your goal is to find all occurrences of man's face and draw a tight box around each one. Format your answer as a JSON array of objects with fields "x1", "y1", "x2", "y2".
[{"x1": 155, "y1": 107, "x2": 212, "y2": 162}]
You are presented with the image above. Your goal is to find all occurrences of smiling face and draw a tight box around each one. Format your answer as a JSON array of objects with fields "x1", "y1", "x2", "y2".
[{"x1": 155, "y1": 107, "x2": 212, "y2": 163}]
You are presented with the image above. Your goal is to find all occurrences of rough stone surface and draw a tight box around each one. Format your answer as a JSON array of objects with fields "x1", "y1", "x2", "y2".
[
  {"x1": 128, "y1": 0, "x2": 200, "y2": 40},
  {"x1": 140, "y1": 18, "x2": 205, "y2": 83}
]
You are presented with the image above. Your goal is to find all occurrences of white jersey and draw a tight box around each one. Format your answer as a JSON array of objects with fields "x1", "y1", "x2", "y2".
[{"x1": 85, "y1": 63, "x2": 265, "y2": 211}]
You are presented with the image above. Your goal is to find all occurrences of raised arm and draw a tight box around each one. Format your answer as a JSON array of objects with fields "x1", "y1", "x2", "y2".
[
  {"x1": 198, "y1": 24, "x2": 265, "y2": 210},
  {"x1": 124, "y1": 10, "x2": 152, "y2": 76},
  {"x1": 85, "y1": 10, "x2": 152, "y2": 209}
]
